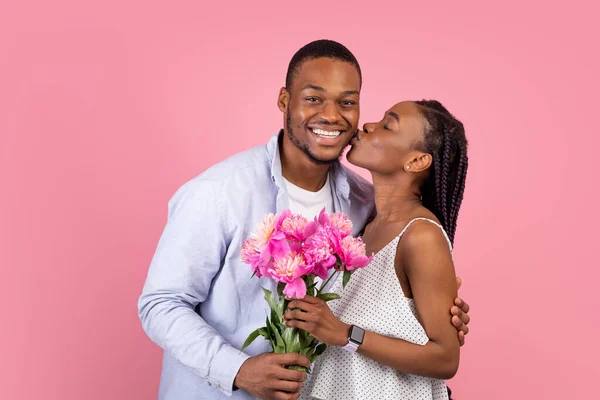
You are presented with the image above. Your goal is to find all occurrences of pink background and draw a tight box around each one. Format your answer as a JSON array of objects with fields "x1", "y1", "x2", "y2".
[{"x1": 2, "y1": 1, "x2": 599, "y2": 399}]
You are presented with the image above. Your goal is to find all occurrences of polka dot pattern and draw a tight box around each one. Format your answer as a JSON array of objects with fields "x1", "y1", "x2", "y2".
[{"x1": 301, "y1": 218, "x2": 452, "y2": 400}]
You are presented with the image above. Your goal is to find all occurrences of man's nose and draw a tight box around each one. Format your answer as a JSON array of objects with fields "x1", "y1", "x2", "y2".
[{"x1": 319, "y1": 101, "x2": 340, "y2": 124}]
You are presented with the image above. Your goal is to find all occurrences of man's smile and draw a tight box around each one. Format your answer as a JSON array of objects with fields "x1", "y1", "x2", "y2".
[{"x1": 310, "y1": 127, "x2": 343, "y2": 138}]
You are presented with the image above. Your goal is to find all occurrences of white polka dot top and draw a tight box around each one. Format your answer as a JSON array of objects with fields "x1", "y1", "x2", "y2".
[{"x1": 301, "y1": 218, "x2": 452, "y2": 400}]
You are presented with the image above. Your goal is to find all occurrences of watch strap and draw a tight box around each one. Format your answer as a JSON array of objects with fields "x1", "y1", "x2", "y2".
[{"x1": 342, "y1": 325, "x2": 365, "y2": 352}]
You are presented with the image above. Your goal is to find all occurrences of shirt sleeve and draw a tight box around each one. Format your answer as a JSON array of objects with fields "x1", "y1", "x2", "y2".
[{"x1": 138, "y1": 178, "x2": 249, "y2": 396}]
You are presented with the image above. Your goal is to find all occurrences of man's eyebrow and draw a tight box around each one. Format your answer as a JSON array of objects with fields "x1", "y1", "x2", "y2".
[
  {"x1": 302, "y1": 84, "x2": 325, "y2": 91},
  {"x1": 301, "y1": 85, "x2": 359, "y2": 96},
  {"x1": 386, "y1": 111, "x2": 400, "y2": 122}
]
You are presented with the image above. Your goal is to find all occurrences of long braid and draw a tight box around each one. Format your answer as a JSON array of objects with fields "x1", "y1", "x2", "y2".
[
  {"x1": 449, "y1": 151, "x2": 468, "y2": 239},
  {"x1": 439, "y1": 129, "x2": 452, "y2": 233},
  {"x1": 415, "y1": 100, "x2": 468, "y2": 245}
]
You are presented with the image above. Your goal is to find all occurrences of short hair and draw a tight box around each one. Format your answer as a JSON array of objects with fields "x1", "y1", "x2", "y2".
[{"x1": 285, "y1": 39, "x2": 362, "y2": 89}]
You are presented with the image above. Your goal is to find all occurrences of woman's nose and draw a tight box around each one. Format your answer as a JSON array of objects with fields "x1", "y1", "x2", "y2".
[{"x1": 363, "y1": 122, "x2": 375, "y2": 133}]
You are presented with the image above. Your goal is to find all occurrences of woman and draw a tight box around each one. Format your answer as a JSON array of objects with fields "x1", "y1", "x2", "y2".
[{"x1": 285, "y1": 100, "x2": 468, "y2": 400}]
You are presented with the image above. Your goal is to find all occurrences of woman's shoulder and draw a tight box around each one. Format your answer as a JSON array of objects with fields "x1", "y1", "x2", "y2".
[{"x1": 396, "y1": 214, "x2": 452, "y2": 259}]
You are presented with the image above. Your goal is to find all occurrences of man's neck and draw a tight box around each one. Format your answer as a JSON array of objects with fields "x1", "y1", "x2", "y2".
[{"x1": 280, "y1": 132, "x2": 331, "y2": 192}]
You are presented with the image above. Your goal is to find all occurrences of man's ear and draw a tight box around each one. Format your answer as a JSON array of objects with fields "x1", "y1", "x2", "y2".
[
  {"x1": 278, "y1": 87, "x2": 289, "y2": 112},
  {"x1": 405, "y1": 152, "x2": 432, "y2": 173}
]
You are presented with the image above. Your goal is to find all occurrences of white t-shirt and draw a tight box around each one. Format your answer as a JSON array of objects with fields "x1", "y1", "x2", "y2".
[
  {"x1": 282, "y1": 175, "x2": 336, "y2": 290},
  {"x1": 282, "y1": 174, "x2": 334, "y2": 219}
]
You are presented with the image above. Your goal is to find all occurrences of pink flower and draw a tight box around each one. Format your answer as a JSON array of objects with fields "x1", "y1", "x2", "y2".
[
  {"x1": 269, "y1": 253, "x2": 309, "y2": 281},
  {"x1": 329, "y1": 212, "x2": 353, "y2": 237},
  {"x1": 303, "y1": 230, "x2": 337, "y2": 279},
  {"x1": 241, "y1": 237, "x2": 267, "y2": 277},
  {"x1": 257, "y1": 214, "x2": 289, "y2": 260},
  {"x1": 241, "y1": 209, "x2": 367, "y2": 291},
  {"x1": 316, "y1": 208, "x2": 331, "y2": 227},
  {"x1": 241, "y1": 213, "x2": 290, "y2": 276},
  {"x1": 265, "y1": 230, "x2": 290, "y2": 260},
  {"x1": 241, "y1": 209, "x2": 372, "y2": 359},
  {"x1": 337, "y1": 236, "x2": 371, "y2": 271},
  {"x1": 282, "y1": 278, "x2": 307, "y2": 299},
  {"x1": 255, "y1": 213, "x2": 277, "y2": 247},
  {"x1": 268, "y1": 253, "x2": 310, "y2": 298},
  {"x1": 279, "y1": 211, "x2": 311, "y2": 242},
  {"x1": 314, "y1": 209, "x2": 348, "y2": 244}
]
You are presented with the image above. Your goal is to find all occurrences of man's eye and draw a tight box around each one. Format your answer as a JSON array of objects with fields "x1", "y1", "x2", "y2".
[
  {"x1": 383, "y1": 124, "x2": 390, "y2": 130},
  {"x1": 342, "y1": 100, "x2": 356, "y2": 106},
  {"x1": 306, "y1": 97, "x2": 320, "y2": 103}
]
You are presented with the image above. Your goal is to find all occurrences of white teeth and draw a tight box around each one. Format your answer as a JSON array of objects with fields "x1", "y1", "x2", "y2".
[{"x1": 312, "y1": 128, "x2": 342, "y2": 137}]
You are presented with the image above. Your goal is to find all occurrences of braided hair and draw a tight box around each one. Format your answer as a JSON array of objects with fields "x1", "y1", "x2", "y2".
[{"x1": 415, "y1": 100, "x2": 468, "y2": 245}]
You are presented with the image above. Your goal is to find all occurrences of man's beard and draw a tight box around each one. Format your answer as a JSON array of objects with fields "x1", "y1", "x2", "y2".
[{"x1": 285, "y1": 114, "x2": 343, "y2": 165}]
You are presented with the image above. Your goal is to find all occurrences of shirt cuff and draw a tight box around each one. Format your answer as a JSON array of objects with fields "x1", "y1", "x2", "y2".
[{"x1": 208, "y1": 344, "x2": 251, "y2": 396}]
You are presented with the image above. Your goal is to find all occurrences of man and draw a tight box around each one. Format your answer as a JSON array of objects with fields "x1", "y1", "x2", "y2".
[{"x1": 138, "y1": 39, "x2": 470, "y2": 400}]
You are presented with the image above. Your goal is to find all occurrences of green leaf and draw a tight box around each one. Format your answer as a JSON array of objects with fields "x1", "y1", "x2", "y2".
[
  {"x1": 264, "y1": 317, "x2": 276, "y2": 347},
  {"x1": 263, "y1": 288, "x2": 279, "y2": 314},
  {"x1": 281, "y1": 326, "x2": 303, "y2": 353},
  {"x1": 317, "y1": 292, "x2": 341, "y2": 302},
  {"x1": 283, "y1": 296, "x2": 290, "y2": 309},
  {"x1": 289, "y1": 329, "x2": 302, "y2": 353},
  {"x1": 271, "y1": 307, "x2": 280, "y2": 326},
  {"x1": 299, "y1": 346, "x2": 310, "y2": 356},
  {"x1": 287, "y1": 364, "x2": 309, "y2": 373},
  {"x1": 242, "y1": 327, "x2": 262, "y2": 350},
  {"x1": 272, "y1": 323, "x2": 285, "y2": 353},
  {"x1": 257, "y1": 327, "x2": 271, "y2": 340},
  {"x1": 264, "y1": 287, "x2": 286, "y2": 323},
  {"x1": 305, "y1": 275, "x2": 316, "y2": 297},
  {"x1": 282, "y1": 326, "x2": 294, "y2": 352},
  {"x1": 342, "y1": 270, "x2": 352, "y2": 288},
  {"x1": 276, "y1": 285, "x2": 287, "y2": 316},
  {"x1": 299, "y1": 329, "x2": 311, "y2": 349}
]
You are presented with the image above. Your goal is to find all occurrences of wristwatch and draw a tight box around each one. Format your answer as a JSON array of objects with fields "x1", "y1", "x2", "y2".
[{"x1": 342, "y1": 325, "x2": 365, "y2": 352}]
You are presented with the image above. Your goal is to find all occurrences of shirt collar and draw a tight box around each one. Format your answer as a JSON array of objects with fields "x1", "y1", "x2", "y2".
[{"x1": 267, "y1": 130, "x2": 350, "y2": 201}]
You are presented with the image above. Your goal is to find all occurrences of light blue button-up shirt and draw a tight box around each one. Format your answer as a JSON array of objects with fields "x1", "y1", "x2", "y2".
[{"x1": 138, "y1": 133, "x2": 374, "y2": 399}]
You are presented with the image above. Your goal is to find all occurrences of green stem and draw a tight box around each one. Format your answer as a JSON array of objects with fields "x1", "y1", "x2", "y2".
[
  {"x1": 287, "y1": 365, "x2": 309, "y2": 373},
  {"x1": 317, "y1": 271, "x2": 339, "y2": 294}
]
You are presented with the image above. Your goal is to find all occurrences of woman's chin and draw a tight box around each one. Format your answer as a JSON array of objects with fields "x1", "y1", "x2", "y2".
[{"x1": 346, "y1": 147, "x2": 364, "y2": 168}]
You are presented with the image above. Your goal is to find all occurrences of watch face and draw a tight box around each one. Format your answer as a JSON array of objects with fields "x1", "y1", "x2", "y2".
[{"x1": 349, "y1": 326, "x2": 364, "y2": 343}]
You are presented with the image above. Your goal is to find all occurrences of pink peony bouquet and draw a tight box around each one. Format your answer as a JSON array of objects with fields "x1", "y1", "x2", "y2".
[{"x1": 240, "y1": 209, "x2": 371, "y2": 369}]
